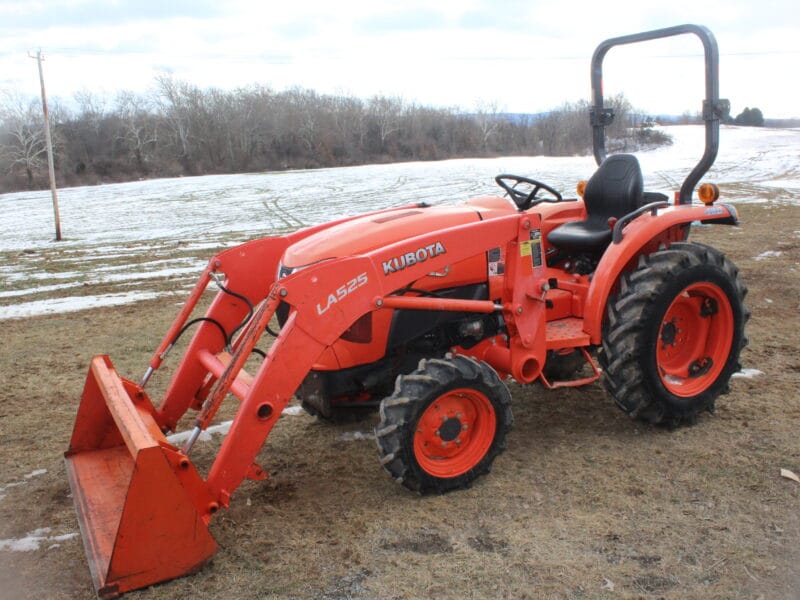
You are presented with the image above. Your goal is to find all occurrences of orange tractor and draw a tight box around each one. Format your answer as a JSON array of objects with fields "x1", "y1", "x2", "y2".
[{"x1": 65, "y1": 24, "x2": 747, "y2": 597}]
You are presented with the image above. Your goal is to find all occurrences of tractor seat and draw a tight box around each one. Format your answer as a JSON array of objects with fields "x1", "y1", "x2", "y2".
[{"x1": 547, "y1": 154, "x2": 643, "y2": 254}]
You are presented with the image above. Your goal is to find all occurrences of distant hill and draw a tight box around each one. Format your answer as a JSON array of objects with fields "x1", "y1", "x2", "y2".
[
  {"x1": 495, "y1": 113, "x2": 549, "y2": 123},
  {"x1": 499, "y1": 113, "x2": 800, "y2": 129}
]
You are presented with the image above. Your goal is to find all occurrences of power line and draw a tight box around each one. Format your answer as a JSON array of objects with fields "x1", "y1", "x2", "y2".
[{"x1": 15, "y1": 46, "x2": 800, "y2": 63}]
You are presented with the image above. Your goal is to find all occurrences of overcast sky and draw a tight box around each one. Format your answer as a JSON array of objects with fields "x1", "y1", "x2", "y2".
[{"x1": 1, "y1": 0, "x2": 799, "y2": 118}]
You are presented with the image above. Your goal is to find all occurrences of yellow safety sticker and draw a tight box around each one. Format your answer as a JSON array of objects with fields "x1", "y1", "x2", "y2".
[{"x1": 520, "y1": 240, "x2": 532, "y2": 257}]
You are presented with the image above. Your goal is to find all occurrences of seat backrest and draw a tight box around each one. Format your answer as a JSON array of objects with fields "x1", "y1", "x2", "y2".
[{"x1": 584, "y1": 154, "x2": 643, "y2": 220}]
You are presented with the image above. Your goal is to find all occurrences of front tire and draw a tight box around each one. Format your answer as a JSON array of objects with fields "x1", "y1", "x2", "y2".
[
  {"x1": 601, "y1": 242, "x2": 748, "y2": 425},
  {"x1": 375, "y1": 355, "x2": 513, "y2": 494}
]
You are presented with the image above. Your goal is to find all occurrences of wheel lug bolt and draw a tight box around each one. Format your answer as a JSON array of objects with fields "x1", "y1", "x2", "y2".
[
  {"x1": 435, "y1": 429, "x2": 441, "y2": 436},
  {"x1": 441, "y1": 441, "x2": 447, "y2": 448},
  {"x1": 462, "y1": 424, "x2": 469, "y2": 431}
]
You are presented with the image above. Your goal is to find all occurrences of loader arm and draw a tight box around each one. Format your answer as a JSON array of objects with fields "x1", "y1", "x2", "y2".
[{"x1": 65, "y1": 208, "x2": 548, "y2": 597}]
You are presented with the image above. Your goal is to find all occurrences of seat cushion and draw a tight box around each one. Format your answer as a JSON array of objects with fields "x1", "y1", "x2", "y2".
[
  {"x1": 547, "y1": 154, "x2": 643, "y2": 256},
  {"x1": 584, "y1": 154, "x2": 643, "y2": 219},
  {"x1": 546, "y1": 217, "x2": 612, "y2": 254}
]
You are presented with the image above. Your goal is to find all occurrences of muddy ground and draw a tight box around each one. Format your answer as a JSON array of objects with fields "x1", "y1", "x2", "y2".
[{"x1": 0, "y1": 202, "x2": 798, "y2": 599}]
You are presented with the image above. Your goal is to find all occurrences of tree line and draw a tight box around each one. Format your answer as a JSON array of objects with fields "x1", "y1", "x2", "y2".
[
  {"x1": 0, "y1": 76, "x2": 662, "y2": 193},
  {"x1": 732, "y1": 107, "x2": 764, "y2": 127}
]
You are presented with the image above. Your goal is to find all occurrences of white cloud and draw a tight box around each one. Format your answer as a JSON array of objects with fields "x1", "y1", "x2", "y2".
[{"x1": 1, "y1": 0, "x2": 798, "y2": 117}]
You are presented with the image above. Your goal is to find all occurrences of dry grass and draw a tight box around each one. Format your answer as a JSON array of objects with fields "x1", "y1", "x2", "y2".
[{"x1": 0, "y1": 202, "x2": 798, "y2": 599}]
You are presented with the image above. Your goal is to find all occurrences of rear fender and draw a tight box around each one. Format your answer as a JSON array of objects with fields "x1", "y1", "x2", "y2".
[{"x1": 583, "y1": 203, "x2": 738, "y2": 343}]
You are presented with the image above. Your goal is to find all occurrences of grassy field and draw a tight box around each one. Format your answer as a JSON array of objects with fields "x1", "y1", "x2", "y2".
[{"x1": 0, "y1": 202, "x2": 798, "y2": 599}]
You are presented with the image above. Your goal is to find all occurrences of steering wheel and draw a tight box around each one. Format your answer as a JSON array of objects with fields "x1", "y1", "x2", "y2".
[{"x1": 495, "y1": 174, "x2": 563, "y2": 211}]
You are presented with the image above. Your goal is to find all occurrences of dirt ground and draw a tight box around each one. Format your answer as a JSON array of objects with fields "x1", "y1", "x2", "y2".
[{"x1": 0, "y1": 202, "x2": 798, "y2": 599}]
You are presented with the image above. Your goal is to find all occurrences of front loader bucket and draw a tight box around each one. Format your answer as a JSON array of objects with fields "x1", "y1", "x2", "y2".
[{"x1": 65, "y1": 356, "x2": 217, "y2": 598}]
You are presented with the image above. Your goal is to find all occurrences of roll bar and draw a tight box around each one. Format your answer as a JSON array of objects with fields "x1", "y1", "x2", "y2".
[{"x1": 590, "y1": 24, "x2": 730, "y2": 205}]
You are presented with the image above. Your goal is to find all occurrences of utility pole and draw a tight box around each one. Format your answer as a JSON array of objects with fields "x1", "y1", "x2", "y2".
[{"x1": 30, "y1": 49, "x2": 62, "y2": 241}]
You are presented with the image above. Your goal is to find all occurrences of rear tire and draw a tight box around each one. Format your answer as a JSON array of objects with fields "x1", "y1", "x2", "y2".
[
  {"x1": 375, "y1": 355, "x2": 512, "y2": 494},
  {"x1": 601, "y1": 242, "x2": 748, "y2": 425}
]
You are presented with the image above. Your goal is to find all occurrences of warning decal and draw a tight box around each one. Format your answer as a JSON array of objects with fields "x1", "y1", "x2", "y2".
[{"x1": 530, "y1": 229, "x2": 543, "y2": 267}]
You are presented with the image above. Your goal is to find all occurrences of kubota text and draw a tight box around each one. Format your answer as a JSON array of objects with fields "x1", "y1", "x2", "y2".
[{"x1": 382, "y1": 242, "x2": 447, "y2": 275}]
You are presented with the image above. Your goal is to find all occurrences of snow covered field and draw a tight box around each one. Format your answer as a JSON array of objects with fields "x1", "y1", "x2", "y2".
[{"x1": 0, "y1": 125, "x2": 798, "y2": 319}]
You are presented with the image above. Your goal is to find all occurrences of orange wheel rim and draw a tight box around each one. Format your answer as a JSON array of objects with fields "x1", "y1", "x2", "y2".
[
  {"x1": 413, "y1": 388, "x2": 496, "y2": 478},
  {"x1": 656, "y1": 282, "x2": 734, "y2": 397}
]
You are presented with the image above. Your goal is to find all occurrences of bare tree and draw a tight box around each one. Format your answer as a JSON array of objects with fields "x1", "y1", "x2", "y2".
[
  {"x1": 474, "y1": 100, "x2": 502, "y2": 151},
  {"x1": 332, "y1": 95, "x2": 366, "y2": 158},
  {"x1": 368, "y1": 95, "x2": 402, "y2": 152},
  {"x1": 0, "y1": 91, "x2": 48, "y2": 186},
  {"x1": 116, "y1": 90, "x2": 158, "y2": 172},
  {"x1": 154, "y1": 73, "x2": 197, "y2": 171},
  {"x1": 71, "y1": 89, "x2": 112, "y2": 167}
]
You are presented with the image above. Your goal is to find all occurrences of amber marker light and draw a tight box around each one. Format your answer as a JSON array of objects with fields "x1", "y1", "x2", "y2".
[
  {"x1": 576, "y1": 180, "x2": 587, "y2": 197},
  {"x1": 698, "y1": 183, "x2": 720, "y2": 205}
]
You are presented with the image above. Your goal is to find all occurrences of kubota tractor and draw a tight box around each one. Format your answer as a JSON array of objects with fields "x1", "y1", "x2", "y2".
[{"x1": 65, "y1": 24, "x2": 747, "y2": 597}]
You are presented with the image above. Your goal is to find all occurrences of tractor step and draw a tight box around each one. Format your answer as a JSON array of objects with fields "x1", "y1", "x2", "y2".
[
  {"x1": 545, "y1": 317, "x2": 591, "y2": 349},
  {"x1": 539, "y1": 347, "x2": 601, "y2": 389}
]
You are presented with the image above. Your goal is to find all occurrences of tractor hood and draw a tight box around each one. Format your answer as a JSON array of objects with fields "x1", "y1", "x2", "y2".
[{"x1": 282, "y1": 204, "x2": 487, "y2": 269}]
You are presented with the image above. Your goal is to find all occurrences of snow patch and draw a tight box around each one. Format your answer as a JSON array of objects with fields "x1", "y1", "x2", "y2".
[
  {"x1": 165, "y1": 405, "x2": 306, "y2": 445},
  {"x1": 732, "y1": 368, "x2": 764, "y2": 379},
  {"x1": 337, "y1": 431, "x2": 375, "y2": 442},
  {"x1": 763, "y1": 179, "x2": 800, "y2": 190},
  {"x1": 0, "y1": 291, "x2": 178, "y2": 320},
  {"x1": 0, "y1": 282, "x2": 84, "y2": 299},
  {"x1": 0, "y1": 269, "x2": 84, "y2": 284},
  {"x1": 98, "y1": 265, "x2": 201, "y2": 283},
  {"x1": 0, "y1": 469, "x2": 47, "y2": 501},
  {"x1": 166, "y1": 420, "x2": 234, "y2": 444},
  {"x1": 753, "y1": 250, "x2": 784, "y2": 261},
  {"x1": 1, "y1": 481, "x2": 28, "y2": 490},
  {"x1": 164, "y1": 430, "x2": 193, "y2": 445},
  {"x1": 0, "y1": 528, "x2": 78, "y2": 552}
]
